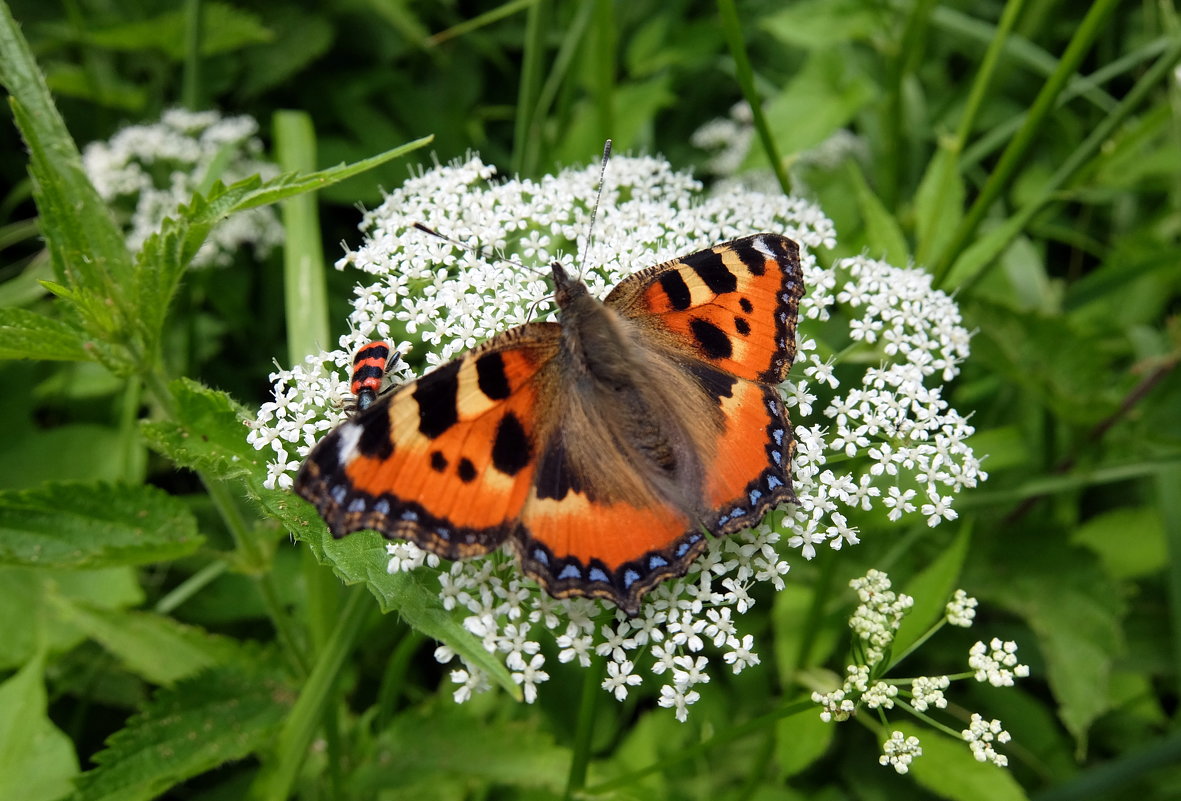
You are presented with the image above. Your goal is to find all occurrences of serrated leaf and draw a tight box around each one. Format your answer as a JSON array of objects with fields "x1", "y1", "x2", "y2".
[
  {"x1": 846, "y1": 161, "x2": 910, "y2": 265},
  {"x1": 901, "y1": 722, "x2": 1029, "y2": 801},
  {"x1": 72, "y1": 664, "x2": 292, "y2": 801},
  {"x1": 141, "y1": 378, "x2": 263, "y2": 480},
  {"x1": 0, "y1": 307, "x2": 92, "y2": 361},
  {"x1": 990, "y1": 538, "x2": 1125, "y2": 744},
  {"x1": 81, "y1": 2, "x2": 273, "y2": 59},
  {"x1": 893, "y1": 527, "x2": 972, "y2": 658},
  {"x1": 350, "y1": 703, "x2": 568, "y2": 795},
  {"x1": 0, "y1": 656, "x2": 80, "y2": 801},
  {"x1": 0, "y1": 10, "x2": 133, "y2": 338},
  {"x1": 49, "y1": 597, "x2": 245, "y2": 685},
  {"x1": 914, "y1": 143, "x2": 965, "y2": 267},
  {"x1": 0, "y1": 566, "x2": 141, "y2": 670},
  {"x1": 0, "y1": 482, "x2": 203, "y2": 568},
  {"x1": 299, "y1": 525, "x2": 520, "y2": 699}
]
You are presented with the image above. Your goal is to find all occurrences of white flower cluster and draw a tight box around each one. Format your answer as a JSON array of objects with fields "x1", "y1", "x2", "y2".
[
  {"x1": 879, "y1": 731, "x2": 923, "y2": 774},
  {"x1": 968, "y1": 638, "x2": 1030, "y2": 687},
  {"x1": 811, "y1": 572, "x2": 1024, "y2": 771},
  {"x1": 946, "y1": 588, "x2": 979, "y2": 627},
  {"x1": 83, "y1": 108, "x2": 283, "y2": 267},
  {"x1": 249, "y1": 153, "x2": 983, "y2": 719}
]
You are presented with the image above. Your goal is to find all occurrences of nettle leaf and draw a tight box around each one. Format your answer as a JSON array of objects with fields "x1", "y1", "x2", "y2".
[
  {"x1": 0, "y1": 656, "x2": 80, "y2": 801},
  {"x1": 350, "y1": 702, "x2": 568, "y2": 795},
  {"x1": 49, "y1": 596, "x2": 246, "y2": 685},
  {"x1": 0, "y1": 307, "x2": 92, "y2": 362},
  {"x1": 301, "y1": 526, "x2": 520, "y2": 699},
  {"x1": 984, "y1": 534, "x2": 1125, "y2": 745},
  {"x1": 72, "y1": 663, "x2": 292, "y2": 801},
  {"x1": 0, "y1": 482, "x2": 202, "y2": 568},
  {"x1": 141, "y1": 379, "x2": 263, "y2": 481}
]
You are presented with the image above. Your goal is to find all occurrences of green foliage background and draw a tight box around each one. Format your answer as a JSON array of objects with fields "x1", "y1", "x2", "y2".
[{"x1": 1, "y1": 1, "x2": 1179, "y2": 799}]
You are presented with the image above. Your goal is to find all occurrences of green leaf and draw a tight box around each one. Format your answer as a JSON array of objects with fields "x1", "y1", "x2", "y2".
[
  {"x1": 1072, "y1": 506, "x2": 1167, "y2": 580},
  {"x1": 0, "y1": 307, "x2": 92, "y2": 362},
  {"x1": 81, "y1": 2, "x2": 273, "y2": 59},
  {"x1": 762, "y1": 0, "x2": 880, "y2": 47},
  {"x1": 761, "y1": 50, "x2": 872, "y2": 158},
  {"x1": 72, "y1": 664, "x2": 291, "y2": 801},
  {"x1": 901, "y1": 722, "x2": 1029, "y2": 801},
  {"x1": 350, "y1": 703, "x2": 569, "y2": 795},
  {"x1": 0, "y1": 656, "x2": 80, "y2": 801},
  {"x1": 774, "y1": 707, "x2": 833, "y2": 778},
  {"x1": 914, "y1": 142, "x2": 965, "y2": 267},
  {"x1": 994, "y1": 539, "x2": 1125, "y2": 745},
  {"x1": 845, "y1": 161, "x2": 910, "y2": 265},
  {"x1": 141, "y1": 379, "x2": 263, "y2": 481},
  {"x1": 0, "y1": 482, "x2": 203, "y2": 568},
  {"x1": 0, "y1": 8, "x2": 134, "y2": 338},
  {"x1": 0, "y1": 566, "x2": 141, "y2": 670},
  {"x1": 893, "y1": 527, "x2": 972, "y2": 658},
  {"x1": 49, "y1": 597, "x2": 245, "y2": 685},
  {"x1": 301, "y1": 526, "x2": 520, "y2": 699}
]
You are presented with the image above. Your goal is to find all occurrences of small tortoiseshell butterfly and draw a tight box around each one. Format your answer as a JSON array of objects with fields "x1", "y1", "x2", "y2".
[{"x1": 296, "y1": 234, "x2": 805, "y2": 614}]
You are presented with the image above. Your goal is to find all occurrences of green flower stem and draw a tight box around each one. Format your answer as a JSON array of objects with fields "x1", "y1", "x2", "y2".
[
  {"x1": 882, "y1": 0, "x2": 936, "y2": 207},
  {"x1": 182, "y1": 0, "x2": 202, "y2": 109},
  {"x1": 590, "y1": 0, "x2": 616, "y2": 146},
  {"x1": 564, "y1": 653, "x2": 603, "y2": 799},
  {"x1": 792, "y1": 550, "x2": 838, "y2": 679},
  {"x1": 250, "y1": 586, "x2": 372, "y2": 801},
  {"x1": 584, "y1": 697, "x2": 815, "y2": 794},
  {"x1": 154, "y1": 560, "x2": 229, "y2": 615},
  {"x1": 376, "y1": 627, "x2": 425, "y2": 728},
  {"x1": 932, "y1": 0, "x2": 1121, "y2": 284},
  {"x1": 716, "y1": 0, "x2": 791, "y2": 196},
  {"x1": 275, "y1": 110, "x2": 329, "y2": 362}
]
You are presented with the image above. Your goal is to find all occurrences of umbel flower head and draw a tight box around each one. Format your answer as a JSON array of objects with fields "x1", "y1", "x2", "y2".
[
  {"x1": 83, "y1": 108, "x2": 284, "y2": 268},
  {"x1": 249, "y1": 153, "x2": 985, "y2": 719}
]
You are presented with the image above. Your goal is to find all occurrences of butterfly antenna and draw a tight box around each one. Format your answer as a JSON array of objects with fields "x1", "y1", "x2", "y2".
[
  {"x1": 412, "y1": 222, "x2": 544, "y2": 276},
  {"x1": 576, "y1": 139, "x2": 612, "y2": 280}
]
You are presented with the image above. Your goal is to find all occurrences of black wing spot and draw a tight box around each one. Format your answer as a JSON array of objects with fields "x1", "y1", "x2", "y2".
[
  {"x1": 739, "y1": 297, "x2": 753, "y2": 314},
  {"x1": 658, "y1": 271, "x2": 692, "y2": 311},
  {"x1": 733, "y1": 241, "x2": 767, "y2": 276},
  {"x1": 686, "y1": 250, "x2": 738, "y2": 294},
  {"x1": 735, "y1": 317, "x2": 751, "y2": 336},
  {"x1": 689, "y1": 318, "x2": 733, "y2": 360},
  {"x1": 413, "y1": 361, "x2": 460, "y2": 438},
  {"x1": 357, "y1": 419, "x2": 394, "y2": 460},
  {"x1": 430, "y1": 451, "x2": 448, "y2": 472},
  {"x1": 476, "y1": 352, "x2": 511, "y2": 400},
  {"x1": 685, "y1": 360, "x2": 737, "y2": 405},
  {"x1": 535, "y1": 436, "x2": 585, "y2": 501},
  {"x1": 457, "y1": 457, "x2": 478, "y2": 483},
  {"x1": 492, "y1": 412, "x2": 531, "y2": 476}
]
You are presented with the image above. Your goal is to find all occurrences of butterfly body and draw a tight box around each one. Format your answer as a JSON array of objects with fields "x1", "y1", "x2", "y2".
[{"x1": 297, "y1": 234, "x2": 805, "y2": 614}]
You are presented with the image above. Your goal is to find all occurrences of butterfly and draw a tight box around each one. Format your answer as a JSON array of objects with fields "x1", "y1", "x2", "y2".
[{"x1": 296, "y1": 234, "x2": 805, "y2": 615}]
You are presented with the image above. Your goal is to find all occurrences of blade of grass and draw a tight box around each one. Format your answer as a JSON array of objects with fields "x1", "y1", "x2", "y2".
[
  {"x1": 1158, "y1": 462, "x2": 1181, "y2": 705},
  {"x1": 945, "y1": 37, "x2": 1181, "y2": 290},
  {"x1": 428, "y1": 0, "x2": 537, "y2": 46},
  {"x1": 717, "y1": 0, "x2": 791, "y2": 195},
  {"x1": 932, "y1": 0, "x2": 1121, "y2": 286},
  {"x1": 274, "y1": 110, "x2": 329, "y2": 362},
  {"x1": 589, "y1": 0, "x2": 616, "y2": 147},
  {"x1": 512, "y1": 0, "x2": 549, "y2": 176}
]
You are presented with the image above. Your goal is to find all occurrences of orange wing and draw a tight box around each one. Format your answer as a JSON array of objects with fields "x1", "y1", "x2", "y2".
[
  {"x1": 296, "y1": 324, "x2": 560, "y2": 559},
  {"x1": 514, "y1": 235, "x2": 805, "y2": 614}
]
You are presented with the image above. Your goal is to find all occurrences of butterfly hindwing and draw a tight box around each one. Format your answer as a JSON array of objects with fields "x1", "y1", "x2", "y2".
[{"x1": 296, "y1": 325, "x2": 560, "y2": 558}]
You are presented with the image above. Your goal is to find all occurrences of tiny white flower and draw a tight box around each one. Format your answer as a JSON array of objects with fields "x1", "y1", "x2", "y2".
[{"x1": 880, "y1": 731, "x2": 923, "y2": 774}]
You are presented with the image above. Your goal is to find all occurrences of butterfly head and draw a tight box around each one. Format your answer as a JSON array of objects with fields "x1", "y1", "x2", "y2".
[{"x1": 551, "y1": 260, "x2": 590, "y2": 311}]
